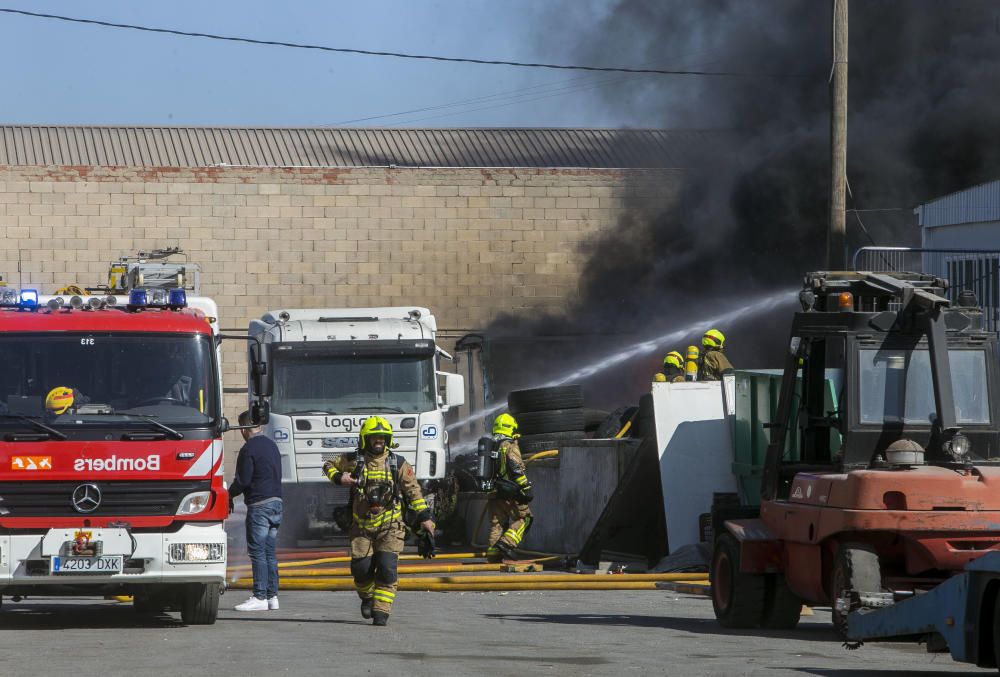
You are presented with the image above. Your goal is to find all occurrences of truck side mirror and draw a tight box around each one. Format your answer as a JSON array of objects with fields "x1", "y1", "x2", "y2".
[
  {"x1": 249, "y1": 343, "x2": 273, "y2": 398},
  {"x1": 437, "y1": 371, "x2": 465, "y2": 411},
  {"x1": 252, "y1": 401, "x2": 270, "y2": 426}
]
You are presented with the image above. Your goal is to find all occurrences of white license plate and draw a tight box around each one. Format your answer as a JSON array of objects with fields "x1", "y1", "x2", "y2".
[{"x1": 51, "y1": 555, "x2": 124, "y2": 574}]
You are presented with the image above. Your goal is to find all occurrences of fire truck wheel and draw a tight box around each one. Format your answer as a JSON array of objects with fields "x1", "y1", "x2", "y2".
[
  {"x1": 180, "y1": 582, "x2": 220, "y2": 625},
  {"x1": 761, "y1": 574, "x2": 803, "y2": 629},
  {"x1": 831, "y1": 542, "x2": 883, "y2": 638},
  {"x1": 711, "y1": 532, "x2": 765, "y2": 628}
]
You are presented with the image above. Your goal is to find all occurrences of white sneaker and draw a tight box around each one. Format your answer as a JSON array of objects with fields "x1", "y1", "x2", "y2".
[
  {"x1": 267, "y1": 596, "x2": 279, "y2": 610},
  {"x1": 234, "y1": 596, "x2": 269, "y2": 611}
]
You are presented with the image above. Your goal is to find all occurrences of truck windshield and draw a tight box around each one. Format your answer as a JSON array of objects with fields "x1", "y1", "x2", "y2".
[
  {"x1": 858, "y1": 348, "x2": 990, "y2": 425},
  {"x1": 0, "y1": 333, "x2": 218, "y2": 426},
  {"x1": 271, "y1": 354, "x2": 435, "y2": 414}
]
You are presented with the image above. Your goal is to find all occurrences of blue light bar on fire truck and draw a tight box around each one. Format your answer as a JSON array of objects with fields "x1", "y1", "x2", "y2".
[
  {"x1": 0, "y1": 288, "x2": 39, "y2": 309},
  {"x1": 127, "y1": 287, "x2": 188, "y2": 311}
]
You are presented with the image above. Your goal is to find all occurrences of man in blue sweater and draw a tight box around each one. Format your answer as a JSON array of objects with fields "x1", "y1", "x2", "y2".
[{"x1": 230, "y1": 410, "x2": 283, "y2": 611}]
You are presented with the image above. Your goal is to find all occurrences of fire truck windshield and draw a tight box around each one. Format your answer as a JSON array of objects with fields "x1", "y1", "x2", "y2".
[
  {"x1": 0, "y1": 333, "x2": 218, "y2": 427},
  {"x1": 858, "y1": 348, "x2": 990, "y2": 426},
  {"x1": 271, "y1": 354, "x2": 435, "y2": 415}
]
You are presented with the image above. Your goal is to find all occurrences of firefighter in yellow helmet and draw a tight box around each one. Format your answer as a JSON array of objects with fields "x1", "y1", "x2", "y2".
[
  {"x1": 699, "y1": 329, "x2": 734, "y2": 381},
  {"x1": 322, "y1": 416, "x2": 434, "y2": 627},
  {"x1": 661, "y1": 351, "x2": 686, "y2": 383},
  {"x1": 486, "y1": 413, "x2": 534, "y2": 563},
  {"x1": 45, "y1": 386, "x2": 75, "y2": 415}
]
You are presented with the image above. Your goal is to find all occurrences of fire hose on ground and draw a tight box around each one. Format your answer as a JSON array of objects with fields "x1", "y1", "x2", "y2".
[{"x1": 228, "y1": 577, "x2": 708, "y2": 592}]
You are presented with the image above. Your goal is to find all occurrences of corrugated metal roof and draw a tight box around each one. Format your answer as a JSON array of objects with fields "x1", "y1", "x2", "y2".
[
  {"x1": 0, "y1": 126, "x2": 714, "y2": 169},
  {"x1": 915, "y1": 179, "x2": 1000, "y2": 227}
]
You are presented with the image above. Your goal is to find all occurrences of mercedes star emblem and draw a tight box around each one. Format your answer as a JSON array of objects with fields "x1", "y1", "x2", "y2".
[{"x1": 71, "y1": 484, "x2": 102, "y2": 513}]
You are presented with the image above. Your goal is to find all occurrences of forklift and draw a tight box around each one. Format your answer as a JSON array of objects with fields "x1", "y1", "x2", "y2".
[{"x1": 711, "y1": 271, "x2": 1000, "y2": 641}]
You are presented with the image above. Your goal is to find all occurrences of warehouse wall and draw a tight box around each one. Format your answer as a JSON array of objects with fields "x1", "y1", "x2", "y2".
[{"x1": 0, "y1": 164, "x2": 679, "y2": 463}]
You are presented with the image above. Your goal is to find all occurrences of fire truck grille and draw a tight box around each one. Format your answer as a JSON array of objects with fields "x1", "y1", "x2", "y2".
[{"x1": 0, "y1": 480, "x2": 211, "y2": 517}]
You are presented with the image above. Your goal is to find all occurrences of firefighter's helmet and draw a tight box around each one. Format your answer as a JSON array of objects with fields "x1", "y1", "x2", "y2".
[
  {"x1": 663, "y1": 351, "x2": 684, "y2": 370},
  {"x1": 492, "y1": 412, "x2": 519, "y2": 439},
  {"x1": 652, "y1": 373, "x2": 667, "y2": 382},
  {"x1": 45, "y1": 386, "x2": 74, "y2": 415},
  {"x1": 359, "y1": 416, "x2": 394, "y2": 452},
  {"x1": 703, "y1": 329, "x2": 726, "y2": 350}
]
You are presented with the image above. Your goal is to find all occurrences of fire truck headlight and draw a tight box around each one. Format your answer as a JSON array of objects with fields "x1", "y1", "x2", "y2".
[
  {"x1": 176, "y1": 491, "x2": 212, "y2": 515},
  {"x1": 105, "y1": 295, "x2": 118, "y2": 307},
  {"x1": 168, "y1": 542, "x2": 225, "y2": 563}
]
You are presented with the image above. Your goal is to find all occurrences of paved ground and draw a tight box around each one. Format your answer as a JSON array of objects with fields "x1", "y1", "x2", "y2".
[{"x1": 0, "y1": 589, "x2": 990, "y2": 676}]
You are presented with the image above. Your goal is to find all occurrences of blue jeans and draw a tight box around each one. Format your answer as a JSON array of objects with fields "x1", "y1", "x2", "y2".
[{"x1": 245, "y1": 500, "x2": 282, "y2": 600}]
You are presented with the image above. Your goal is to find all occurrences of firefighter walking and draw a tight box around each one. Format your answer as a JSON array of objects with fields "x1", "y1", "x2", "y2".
[
  {"x1": 323, "y1": 416, "x2": 434, "y2": 627},
  {"x1": 486, "y1": 413, "x2": 534, "y2": 562}
]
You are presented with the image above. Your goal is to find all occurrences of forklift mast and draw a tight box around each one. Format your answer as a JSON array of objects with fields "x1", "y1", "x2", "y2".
[{"x1": 762, "y1": 271, "x2": 991, "y2": 500}]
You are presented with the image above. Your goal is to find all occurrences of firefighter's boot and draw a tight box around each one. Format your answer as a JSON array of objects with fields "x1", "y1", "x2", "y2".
[
  {"x1": 372, "y1": 610, "x2": 389, "y2": 627},
  {"x1": 495, "y1": 540, "x2": 516, "y2": 561},
  {"x1": 360, "y1": 598, "x2": 374, "y2": 619}
]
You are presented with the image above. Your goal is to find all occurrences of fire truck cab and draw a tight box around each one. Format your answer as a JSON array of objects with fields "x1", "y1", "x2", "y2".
[{"x1": 0, "y1": 287, "x2": 233, "y2": 624}]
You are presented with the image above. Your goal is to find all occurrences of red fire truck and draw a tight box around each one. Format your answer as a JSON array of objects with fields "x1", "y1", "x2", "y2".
[{"x1": 0, "y1": 286, "x2": 266, "y2": 625}]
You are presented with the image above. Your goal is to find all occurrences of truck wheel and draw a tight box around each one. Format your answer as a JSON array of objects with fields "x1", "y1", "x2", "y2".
[
  {"x1": 761, "y1": 574, "x2": 803, "y2": 629},
  {"x1": 507, "y1": 386, "x2": 583, "y2": 413},
  {"x1": 180, "y1": 583, "x2": 220, "y2": 625},
  {"x1": 711, "y1": 532, "x2": 765, "y2": 628},
  {"x1": 831, "y1": 543, "x2": 882, "y2": 637}
]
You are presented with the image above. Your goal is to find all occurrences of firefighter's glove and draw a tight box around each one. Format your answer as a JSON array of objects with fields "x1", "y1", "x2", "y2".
[
  {"x1": 322, "y1": 459, "x2": 337, "y2": 479},
  {"x1": 417, "y1": 530, "x2": 436, "y2": 559},
  {"x1": 517, "y1": 484, "x2": 534, "y2": 505},
  {"x1": 494, "y1": 478, "x2": 521, "y2": 501}
]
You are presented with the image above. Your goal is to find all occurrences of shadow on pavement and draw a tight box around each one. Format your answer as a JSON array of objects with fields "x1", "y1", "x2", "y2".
[
  {"x1": 0, "y1": 602, "x2": 183, "y2": 629},
  {"x1": 483, "y1": 612, "x2": 840, "y2": 643},
  {"x1": 378, "y1": 652, "x2": 609, "y2": 666},
  {"x1": 792, "y1": 670, "x2": 974, "y2": 676}
]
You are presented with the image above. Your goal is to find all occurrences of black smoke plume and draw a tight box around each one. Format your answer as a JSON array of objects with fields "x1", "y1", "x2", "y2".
[{"x1": 484, "y1": 1, "x2": 1000, "y2": 411}]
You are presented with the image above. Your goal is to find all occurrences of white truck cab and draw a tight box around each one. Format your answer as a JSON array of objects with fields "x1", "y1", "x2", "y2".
[{"x1": 248, "y1": 307, "x2": 464, "y2": 538}]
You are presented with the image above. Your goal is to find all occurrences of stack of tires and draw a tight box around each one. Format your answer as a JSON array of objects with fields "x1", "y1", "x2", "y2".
[{"x1": 507, "y1": 385, "x2": 586, "y2": 454}]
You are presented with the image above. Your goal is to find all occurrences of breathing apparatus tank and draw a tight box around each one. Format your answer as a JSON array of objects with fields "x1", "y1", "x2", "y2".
[
  {"x1": 475, "y1": 436, "x2": 499, "y2": 491},
  {"x1": 685, "y1": 345, "x2": 700, "y2": 381}
]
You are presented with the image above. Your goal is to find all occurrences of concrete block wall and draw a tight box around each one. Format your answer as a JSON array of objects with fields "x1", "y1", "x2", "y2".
[{"x1": 0, "y1": 164, "x2": 680, "y2": 468}]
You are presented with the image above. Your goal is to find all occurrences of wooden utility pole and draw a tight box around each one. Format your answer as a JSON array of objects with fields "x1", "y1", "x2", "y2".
[{"x1": 828, "y1": 0, "x2": 848, "y2": 270}]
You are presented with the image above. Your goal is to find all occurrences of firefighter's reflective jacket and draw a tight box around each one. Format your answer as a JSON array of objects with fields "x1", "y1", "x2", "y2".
[
  {"x1": 326, "y1": 451, "x2": 431, "y2": 531},
  {"x1": 495, "y1": 438, "x2": 530, "y2": 492},
  {"x1": 700, "y1": 349, "x2": 734, "y2": 381}
]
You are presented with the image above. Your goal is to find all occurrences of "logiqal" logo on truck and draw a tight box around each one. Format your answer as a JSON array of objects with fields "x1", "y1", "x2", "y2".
[
  {"x1": 323, "y1": 416, "x2": 367, "y2": 431},
  {"x1": 74, "y1": 455, "x2": 161, "y2": 472}
]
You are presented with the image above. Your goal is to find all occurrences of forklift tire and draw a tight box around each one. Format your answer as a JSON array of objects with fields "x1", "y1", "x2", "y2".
[
  {"x1": 761, "y1": 574, "x2": 803, "y2": 629},
  {"x1": 831, "y1": 543, "x2": 883, "y2": 638},
  {"x1": 711, "y1": 532, "x2": 765, "y2": 628},
  {"x1": 180, "y1": 582, "x2": 220, "y2": 625}
]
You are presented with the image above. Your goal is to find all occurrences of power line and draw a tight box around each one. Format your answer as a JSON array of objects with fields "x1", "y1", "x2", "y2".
[{"x1": 0, "y1": 8, "x2": 808, "y2": 78}]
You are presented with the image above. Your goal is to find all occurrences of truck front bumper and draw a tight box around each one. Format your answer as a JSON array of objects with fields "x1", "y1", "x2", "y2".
[{"x1": 0, "y1": 522, "x2": 226, "y2": 589}]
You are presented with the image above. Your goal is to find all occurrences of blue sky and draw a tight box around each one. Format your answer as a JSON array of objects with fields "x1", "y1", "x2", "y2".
[{"x1": 0, "y1": 0, "x2": 661, "y2": 128}]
